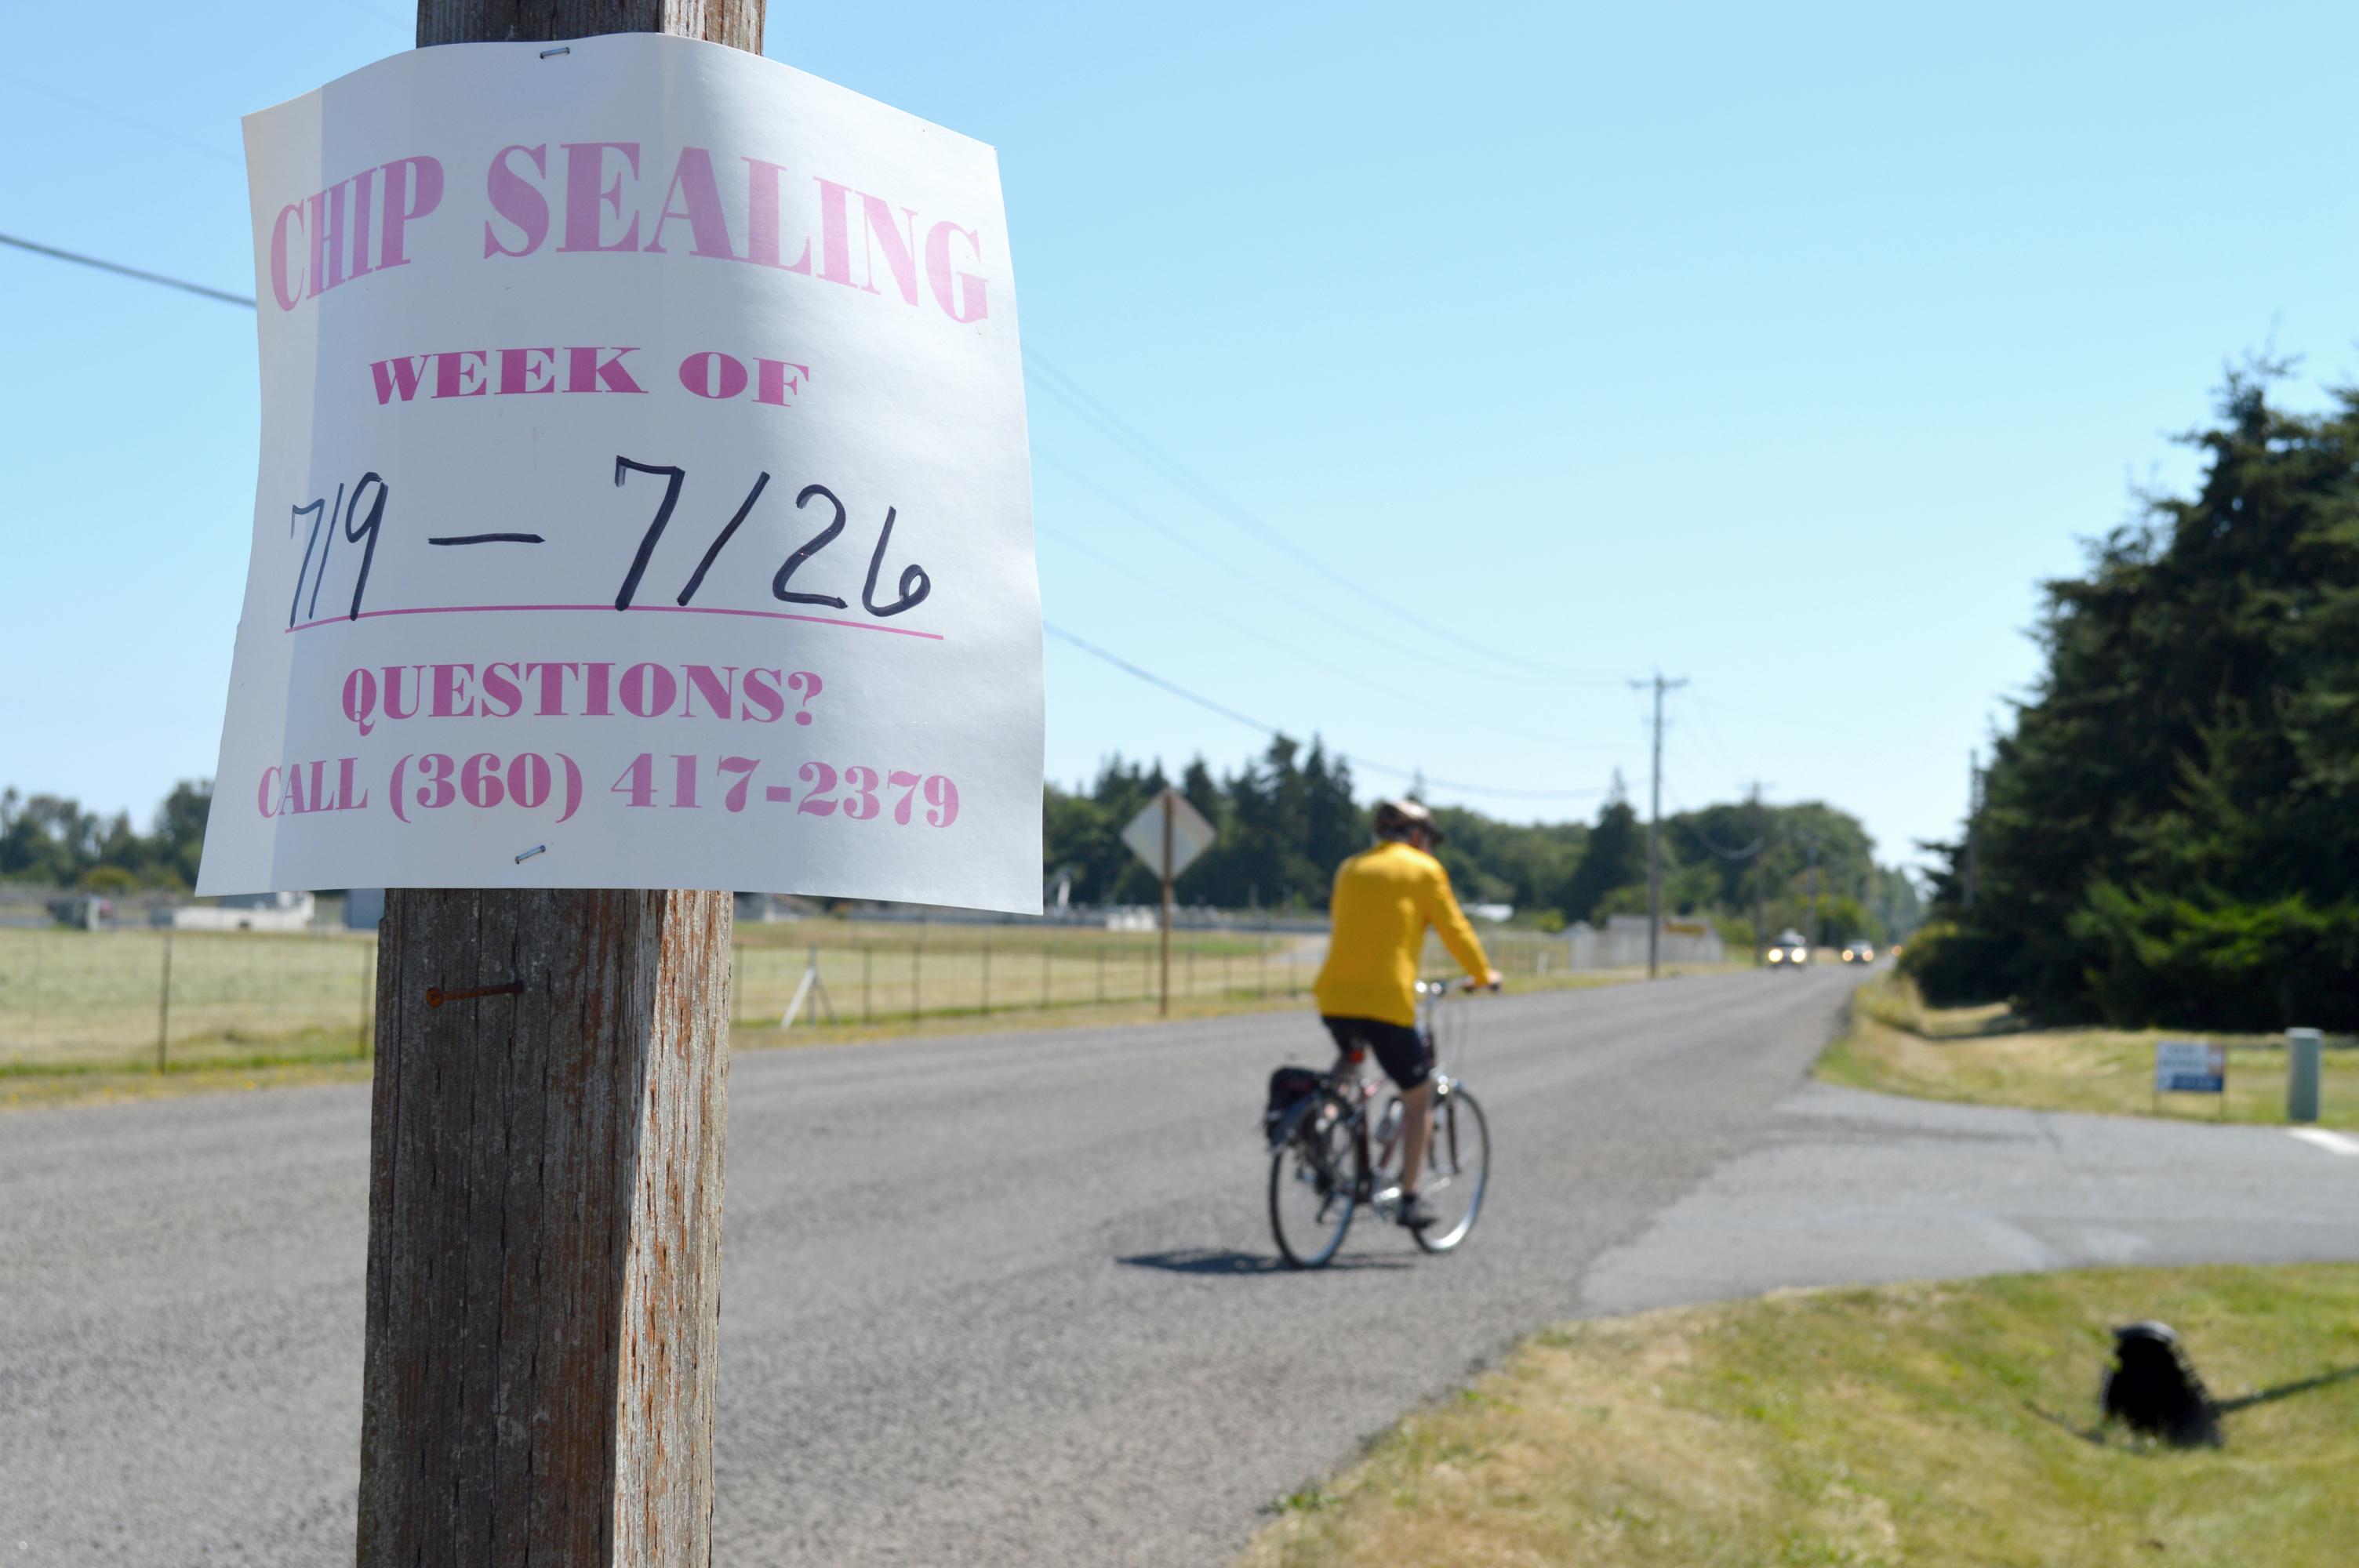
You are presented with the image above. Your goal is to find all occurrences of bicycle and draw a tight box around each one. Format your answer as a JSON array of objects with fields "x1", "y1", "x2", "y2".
[{"x1": 1267, "y1": 978, "x2": 1492, "y2": 1268}]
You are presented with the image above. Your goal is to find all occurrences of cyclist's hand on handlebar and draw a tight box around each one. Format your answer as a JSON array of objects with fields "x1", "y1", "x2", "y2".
[{"x1": 1461, "y1": 969, "x2": 1505, "y2": 993}]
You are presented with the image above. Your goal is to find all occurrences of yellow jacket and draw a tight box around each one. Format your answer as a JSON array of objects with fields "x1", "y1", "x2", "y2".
[{"x1": 1314, "y1": 840, "x2": 1493, "y2": 1026}]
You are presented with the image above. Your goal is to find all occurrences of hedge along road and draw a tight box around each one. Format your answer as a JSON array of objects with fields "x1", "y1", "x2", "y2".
[{"x1": 6, "y1": 967, "x2": 2359, "y2": 1566}]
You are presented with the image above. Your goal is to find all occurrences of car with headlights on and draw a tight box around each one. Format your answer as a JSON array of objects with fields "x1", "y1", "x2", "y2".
[
  {"x1": 1841, "y1": 939, "x2": 1876, "y2": 964},
  {"x1": 1765, "y1": 929, "x2": 1809, "y2": 967}
]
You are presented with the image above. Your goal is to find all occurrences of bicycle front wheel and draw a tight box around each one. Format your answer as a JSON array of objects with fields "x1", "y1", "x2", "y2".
[
  {"x1": 1412, "y1": 1081, "x2": 1489, "y2": 1254},
  {"x1": 1270, "y1": 1091, "x2": 1363, "y2": 1269}
]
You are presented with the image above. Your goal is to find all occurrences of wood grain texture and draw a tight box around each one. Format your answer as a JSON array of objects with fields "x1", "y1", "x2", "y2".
[
  {"x1": 417, "y1": 0, "x2": 762, "y2": 50},
  {"x1": 356, "y1": 890, "x2": 731, "y2": 1568}
]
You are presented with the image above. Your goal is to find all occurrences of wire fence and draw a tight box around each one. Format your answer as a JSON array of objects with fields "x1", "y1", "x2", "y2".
[
  {"x1": 0, "y1": 920, "x2": 1687, "y2": 1074},
  {"x1": 0, "y1": 927, "x2": 376, "y2": 1073},
  {"x1": 732, "y1": 929, "x2": 1311, "y2": 1029}
]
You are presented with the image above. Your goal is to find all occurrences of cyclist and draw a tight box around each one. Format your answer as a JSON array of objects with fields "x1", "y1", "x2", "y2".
[{"x1": 1313, "y1": 799, "x2": 1501, "y2": 1229}]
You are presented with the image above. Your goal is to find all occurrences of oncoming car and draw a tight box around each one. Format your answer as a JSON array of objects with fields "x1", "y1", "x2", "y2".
[
  {"x1": 1765, "y1": 929, "x2": 1809, "y2": 967},
  {"x1": 1841, "y1": 940, "x2": 1876, "y2": 964}
]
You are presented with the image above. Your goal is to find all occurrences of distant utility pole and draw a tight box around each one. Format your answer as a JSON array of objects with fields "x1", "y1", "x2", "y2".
[
  {"x1": 1630, "y1": 671, "x2": 1688, "y2": 978},
  {"x1": 1748, "y1": 782, "x2": 1768, "y2": 967},
  {"x1": 1802, "y1": 834, "x2": 1821, "y2": 954}
]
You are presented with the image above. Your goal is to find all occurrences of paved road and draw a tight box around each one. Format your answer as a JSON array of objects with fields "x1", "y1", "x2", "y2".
[{"x1": 5, "y1": 967, "x2": 2357, "y2": 1566}]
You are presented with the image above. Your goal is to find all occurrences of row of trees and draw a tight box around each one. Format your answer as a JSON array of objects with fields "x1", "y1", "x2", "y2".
[
  {"x1": 1913, "y1": 366, "x2": 2359, "y2": 1029},
  {"x1": 17, "y1": 742, "x2": 1921, "y2": 951},
  {"x1": 1045, "y1": 738, "x2": 1919, "y2": 944},
  {"x1": 1043, "y1": 737, "x2": 1363, "y2": 911},
  {"x1": 0, "y1": 783, "x2": 212, "y2": 891}
]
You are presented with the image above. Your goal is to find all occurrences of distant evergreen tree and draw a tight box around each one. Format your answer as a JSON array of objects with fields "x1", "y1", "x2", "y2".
[
  {"x1": 1300, "y1": 742, "x2": 1361, "y2": 880},
  {"x1": 1042, "y1": 755, "x2": 1171, "y2": 905},
  {"x1": 1040, "y1": 745, "x2": 1904, "y2": 938},
  {"x1": 1914, "y1": 365, "x2": 2359, "y2": 1026},
  {"x1": 1559, "y1": 773, "x2": 1646, "y2": 924}
]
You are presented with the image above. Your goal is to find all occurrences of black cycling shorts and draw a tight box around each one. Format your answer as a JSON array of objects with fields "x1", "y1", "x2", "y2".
[{"x1": 1321, "y1": 1014, "x2": 1432, "y2": 1093}]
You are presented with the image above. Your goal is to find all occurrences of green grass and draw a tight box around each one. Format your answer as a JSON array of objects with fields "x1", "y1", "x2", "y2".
[
  {"x1": 1239, "y1": 1265, "x2": 2359, "y2": 1568},
  {"x1": 1819, "y1": 974, "x2": 2359, "y2": 1129},
  {"x1": 0, "y1": 1056, "x2": 376, "y2": 1110},
  {"x1": 1, "y1": 918, "x2": 1714, "y2": 1070},
  {"x1": 1, "y1": 916, "x2": 1740, "y2": 1105},
  {"x1": 0, "y1": 926, "x2": 377, "y2": 1073}
]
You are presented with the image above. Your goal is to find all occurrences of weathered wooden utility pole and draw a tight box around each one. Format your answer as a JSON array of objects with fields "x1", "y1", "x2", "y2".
[{"x1": 355, "y1": 6, "x2": 763, "y2": 1566}]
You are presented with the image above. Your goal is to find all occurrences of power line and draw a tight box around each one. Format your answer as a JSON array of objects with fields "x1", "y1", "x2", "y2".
[
  {"x1": 1045, "y1": 622, "x2": 1278, "y2": 732},
  {"x1": 1044, "y1": 621, "x2": 1603, "y2": 802},
  {"x1": 0, "y1": 232, "x2": 255, "y2": 308},
  {"x1": 1036, "y1": 521, "x2": 1415, "y2": 699},
  {"x1": 0, "y1": 71, "x2": 243, "y2": 166},
  {"x1": 1024, "y1": 350, "x2": 1588, "y2": 683},
  {"x1": 1033, "y1": 447, "x2": 1473, "y2": 673}
]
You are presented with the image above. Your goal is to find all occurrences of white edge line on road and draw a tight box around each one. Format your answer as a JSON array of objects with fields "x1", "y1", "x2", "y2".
[{"x1": 2288, "y1": 1127, "x2": 2359, "y2": 1156}]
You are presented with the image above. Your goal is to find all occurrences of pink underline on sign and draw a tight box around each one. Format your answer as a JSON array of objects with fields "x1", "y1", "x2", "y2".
[{"x1": 286, "y1": 604, "x2": 946, "y2": 641}]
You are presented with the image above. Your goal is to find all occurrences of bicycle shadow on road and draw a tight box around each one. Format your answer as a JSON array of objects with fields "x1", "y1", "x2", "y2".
[{"x1": 1118, "y1": 1247, "x2": 1413, "y2": 1276}]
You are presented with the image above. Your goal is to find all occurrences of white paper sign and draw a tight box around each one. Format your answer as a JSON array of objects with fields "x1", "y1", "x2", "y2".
[
  {"x1": 198, "y1": 36, "x2": 1041, "y2": 911},
  {"x1": 2154, "y1": 1040, "x2": 2225, "y2": 1094},
  {"x1": 1120, "y1": 789, "x2": 1217, "y2": 881}
]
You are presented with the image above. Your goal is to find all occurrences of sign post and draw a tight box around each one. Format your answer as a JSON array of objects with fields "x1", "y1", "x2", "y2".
[
  {"x1": 1120, "y1": 788, "x2": 1216, "y2": 1016},
  {"x1": 200, "y1": 5, "x2": 1040, "y2": 1561},
  {"x1": 2154, "y1": 1038, "x2": 2226, "y2": 1120}
]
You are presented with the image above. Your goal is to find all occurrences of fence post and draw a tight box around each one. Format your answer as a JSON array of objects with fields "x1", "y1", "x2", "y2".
[
  {"x1": 980, "y1": 943, "x2": 990, "y2": 1015},
  {"x1": 156, "y1": 929, "x2": 173, "y2": 1074}
]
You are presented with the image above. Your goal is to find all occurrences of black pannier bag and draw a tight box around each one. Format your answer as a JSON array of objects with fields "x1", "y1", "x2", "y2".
[{"x1": 1264, "y1": 1066, "x2": 1325, "y2": 1146}]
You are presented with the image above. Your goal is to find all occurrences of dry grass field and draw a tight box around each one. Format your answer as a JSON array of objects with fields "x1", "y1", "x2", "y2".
[
  {"x1": 1240, "y1": 1265, "x2": 2359, "y2": 1568},
  {"x1": 1819, "y1": 974, "x2": 2359, "y2": 1130},
  {"x1": 1, "y1": 919, "x2": 1697, "y2": 1093},
  {"x1": 0, "y1": 927, "x2": 376, "y2": 1074}
]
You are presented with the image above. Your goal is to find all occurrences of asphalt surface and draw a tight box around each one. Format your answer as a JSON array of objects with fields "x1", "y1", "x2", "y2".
[{"x1": 5, "y1": 965, "x2": 2357, "y2": 1566}]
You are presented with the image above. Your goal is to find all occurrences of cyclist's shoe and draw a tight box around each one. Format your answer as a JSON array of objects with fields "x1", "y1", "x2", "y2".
[{"x1": 1397, "y1": 1191, "x2": 1439, "y2": 1229}]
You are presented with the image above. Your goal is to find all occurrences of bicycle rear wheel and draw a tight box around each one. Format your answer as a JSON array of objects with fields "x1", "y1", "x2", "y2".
[
  {"x1": 1270, "y1": 1091, "x2": 1363, "y2": 1269},
  {"x1": 1411, "y1": 1081, "x2": 1488, "y2": 1254}
]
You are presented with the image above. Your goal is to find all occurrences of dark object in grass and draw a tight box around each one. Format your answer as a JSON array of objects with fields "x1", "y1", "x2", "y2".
[{"x1": 2102, "y1": 1321, "x2": 2221, "y2": 1447}]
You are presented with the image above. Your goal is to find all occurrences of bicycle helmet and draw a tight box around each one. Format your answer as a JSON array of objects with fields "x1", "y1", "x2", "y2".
[{"x1": 1373, "y1": 799, "x2": 1444, "y2": 844}]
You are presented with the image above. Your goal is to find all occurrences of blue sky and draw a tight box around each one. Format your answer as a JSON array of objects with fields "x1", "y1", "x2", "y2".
[{"x1": 7, "y1": 2, "x2": 2356, "y2": 876}]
